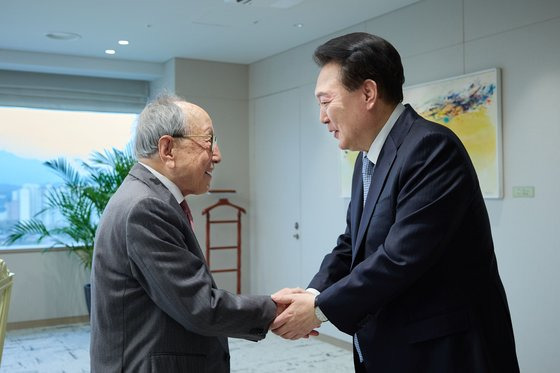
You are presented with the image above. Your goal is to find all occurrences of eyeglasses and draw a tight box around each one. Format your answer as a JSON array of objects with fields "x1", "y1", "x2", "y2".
[{"x1": 172, "y1": 134, "x2": 217, "y2": 152}]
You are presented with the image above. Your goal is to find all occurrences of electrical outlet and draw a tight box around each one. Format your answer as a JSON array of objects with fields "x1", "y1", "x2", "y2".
[{"x1": 512, "y1": 186, "x2": 535, "y2": 198}]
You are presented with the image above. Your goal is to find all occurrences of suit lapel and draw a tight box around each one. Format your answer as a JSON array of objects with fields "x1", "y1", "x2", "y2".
[
  {"x1": 351, "y1": 105, "x2": 417, "y2": 265},
  {"x1": 129, "y1": 166, "x2": 225, "y2": 351},
  {"x1": 350, "y1": 155, "x2": 365, "y2": 245},
  {"x1": 352, "y1": 141, "x2": 397, "y2": 264},
  {"x1": 129, "y1": 164, "x2": 216, "y2": 286}
]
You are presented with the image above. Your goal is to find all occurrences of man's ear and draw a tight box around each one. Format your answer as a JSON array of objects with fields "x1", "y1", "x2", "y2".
[
  {"x1": 362, "y1": 79, "x2": 378, "y2": 110},
  {"x1": 158, "y1": 135, "x2": 176, "y2": 168}
]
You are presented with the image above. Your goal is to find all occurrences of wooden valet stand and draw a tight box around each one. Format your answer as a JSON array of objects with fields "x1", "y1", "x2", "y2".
[{"x1": 202, "y1": 190, "x2": 245, "y2": 294}]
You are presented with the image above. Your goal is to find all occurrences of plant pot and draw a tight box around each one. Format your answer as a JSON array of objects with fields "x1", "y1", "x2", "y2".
[{"x1": 84, "y1": 283, "x2": 91, "y2": 316}]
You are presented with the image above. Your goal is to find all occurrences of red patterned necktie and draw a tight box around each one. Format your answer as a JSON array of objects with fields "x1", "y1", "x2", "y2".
[{"x1": 179, "y1": 200, "x2": 194, "y2": 230}]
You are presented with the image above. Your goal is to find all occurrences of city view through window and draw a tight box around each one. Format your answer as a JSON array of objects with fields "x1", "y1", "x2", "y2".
[{"x1": 0, "y1": 106, "x2": 137, "y2": 248}]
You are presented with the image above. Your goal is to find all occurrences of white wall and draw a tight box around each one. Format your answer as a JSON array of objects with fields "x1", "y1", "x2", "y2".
[
  {"x1": 149, "y1": 58, "x2": 176, "y2": 100},
  {"x1": 1, "y1": 250, "x2": 89, "y2": 323},
  {"x1": 168, "y1": 58, "x2": 252, "y2": 294},
  {"x1": 249, "y1": 0, "x2": 560, "y2": 371}
]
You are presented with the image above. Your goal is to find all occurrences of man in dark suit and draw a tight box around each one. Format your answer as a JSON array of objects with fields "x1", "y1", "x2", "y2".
[
  {"x1": 90, "y1": 94, "x2": 277, "y2": 372},
  {"x1": 271, "y1": 32, "x2": 519, "y2": 372}
]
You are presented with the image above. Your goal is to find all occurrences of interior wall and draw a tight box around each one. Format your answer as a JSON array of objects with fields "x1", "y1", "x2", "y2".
[
  {"x1": 149, "y1": 58, "x2": 176, "y2": 100},
  {"x1": 170, "y1": 58, "x2": 252, "y2": 294},
  {"x1": 249, "y1": 0, "x2": 560, "y2": 371},
  {"x1": 1, "y1": 250, "x2": 89, "y2": 323}
]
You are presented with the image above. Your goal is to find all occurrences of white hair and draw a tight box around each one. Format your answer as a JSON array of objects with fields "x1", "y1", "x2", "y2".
[{"x1": 134, "y1": 94, "x2": 190, "y2": 159}]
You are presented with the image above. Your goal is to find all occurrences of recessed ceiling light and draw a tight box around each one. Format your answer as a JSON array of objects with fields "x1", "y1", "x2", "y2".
[
  {"x1": 293, "y1": 23, "x2": 304, "y2": 28},
  {"x1": 118, "y1": 40, "x2": 129, "y2": 45},
  {"x1": 45, "y1": 32, "x2": 81, "y2": 41},
  {"x1": 105, "y1": 49, "x2": 116, "y2": 55}
]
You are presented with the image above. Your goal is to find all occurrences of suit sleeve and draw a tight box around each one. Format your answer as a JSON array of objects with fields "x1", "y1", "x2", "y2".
[
  {"x1": 125, "y1": 198, "x2": 276, "y2": 341},
  {"x1": 317, "y1": 130, "x2": 478, "y2": 334}
]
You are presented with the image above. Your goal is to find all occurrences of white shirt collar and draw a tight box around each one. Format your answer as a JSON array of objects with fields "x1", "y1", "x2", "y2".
[
  {"x1": 365, "y1": 102, "x2": 405, "y2": 164},
  {"x1": 139, "y1": 162, "x2": 185, "y2": 204}
]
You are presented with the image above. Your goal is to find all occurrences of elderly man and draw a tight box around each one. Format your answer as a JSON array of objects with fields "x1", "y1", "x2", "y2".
[{"x1": 90, "y1": 94, "x2": 277, "y2": 372}]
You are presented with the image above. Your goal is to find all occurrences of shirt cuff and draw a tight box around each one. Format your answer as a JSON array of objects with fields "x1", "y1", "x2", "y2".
[{"x1": 306, "y1": 288, "x2": 320, "y2": 296}]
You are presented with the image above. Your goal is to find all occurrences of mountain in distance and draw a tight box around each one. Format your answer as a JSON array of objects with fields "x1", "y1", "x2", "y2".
[{"x1": 0, "y1": 150, "x2": 62, "y2": 186}]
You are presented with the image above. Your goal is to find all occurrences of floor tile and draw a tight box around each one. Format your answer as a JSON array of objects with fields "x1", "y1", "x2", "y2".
[{"x1": 1, "y1": 323, "x2": 353, "y2": 372}]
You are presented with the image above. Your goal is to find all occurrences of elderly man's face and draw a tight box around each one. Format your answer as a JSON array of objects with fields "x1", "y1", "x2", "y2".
[{"x1": 173, "y1": 104, "x2": 221, "y2": 196}]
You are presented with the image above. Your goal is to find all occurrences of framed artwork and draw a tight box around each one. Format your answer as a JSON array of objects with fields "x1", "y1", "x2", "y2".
[
  {"x1": 404, "y1": 68, "x2": 502, "y2": 198},
  {"x1": 340, "y1": 68, "x2": 502, "y2": 199}
]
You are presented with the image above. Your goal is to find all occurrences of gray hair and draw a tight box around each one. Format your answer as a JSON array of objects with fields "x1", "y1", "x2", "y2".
[{"x1": 134, "y1": 94, "x2": 190, "y2": 158}]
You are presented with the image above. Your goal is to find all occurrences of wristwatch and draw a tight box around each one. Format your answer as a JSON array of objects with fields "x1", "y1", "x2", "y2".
[{"x1": 314, "y1": 297, "x2": 328, "y2": 323}]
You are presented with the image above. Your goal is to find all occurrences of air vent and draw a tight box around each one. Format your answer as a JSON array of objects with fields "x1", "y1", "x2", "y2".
[
  {"x1": 224, "y1": 0, "x2": 254, "y2": 4},
  {"x1": 224, "y1": 0, "x2": 252, "y2": 4},
  {"x1": 224, "y1": 0, "x2": 304, "y2": 8}
]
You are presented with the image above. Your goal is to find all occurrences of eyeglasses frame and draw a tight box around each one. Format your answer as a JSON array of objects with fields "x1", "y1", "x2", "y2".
[{"x1": 172, "y1": 134, "x2": 217, "y2": 152}]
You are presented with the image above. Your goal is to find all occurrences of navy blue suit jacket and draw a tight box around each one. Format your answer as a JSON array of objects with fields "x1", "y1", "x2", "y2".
[{"x1": 309, "y1": 105, "x2": 519, "y2": 372}]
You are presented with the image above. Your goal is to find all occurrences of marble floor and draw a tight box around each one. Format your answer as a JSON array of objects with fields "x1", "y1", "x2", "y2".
[{"x1": 1, "y1": 323, "x2": 354, "y2": 372}]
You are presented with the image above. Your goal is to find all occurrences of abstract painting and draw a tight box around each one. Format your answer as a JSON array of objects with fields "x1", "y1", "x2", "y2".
[{"x1": 403, "y1": 68, "x2": 502, "y2": 198}]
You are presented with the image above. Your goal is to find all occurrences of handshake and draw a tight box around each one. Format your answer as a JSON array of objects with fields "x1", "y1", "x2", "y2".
[{"x1": 269, "y1": 287, "x2": 323, "y2": 340}]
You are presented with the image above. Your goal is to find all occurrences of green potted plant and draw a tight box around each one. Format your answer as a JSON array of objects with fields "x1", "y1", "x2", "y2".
[{"x1": 3, "y1": 146, "x2": 135, "y2": 313}]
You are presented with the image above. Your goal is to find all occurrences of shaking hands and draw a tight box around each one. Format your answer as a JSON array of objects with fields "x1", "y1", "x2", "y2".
[{"x1": 269, "y1": 288, "x2": 322, "y2": 340}]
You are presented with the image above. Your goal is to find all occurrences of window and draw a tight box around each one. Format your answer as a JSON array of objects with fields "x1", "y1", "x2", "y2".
[{"x1": 0, "y1": 106, "x2": 137, "y2": 248}]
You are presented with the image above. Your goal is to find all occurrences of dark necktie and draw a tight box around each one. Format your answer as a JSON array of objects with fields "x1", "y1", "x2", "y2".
[
  {"x1": 355, "y1": 152, "x2": 375, "y2": 363},
  {"x1": 180, "y1": 200, "x2": 194, "y2": 230},
  {"x1": 361, "y1": 153, "x2": 375, "y2": 207}
]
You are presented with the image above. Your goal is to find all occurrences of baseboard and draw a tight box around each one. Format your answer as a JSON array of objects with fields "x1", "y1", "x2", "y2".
[
  {"x1": 314, "y1": 333, "x2": 352, "y2": 351},
  {"x1": 7, "y1": 315, "x2": 89, "y2": 331}
]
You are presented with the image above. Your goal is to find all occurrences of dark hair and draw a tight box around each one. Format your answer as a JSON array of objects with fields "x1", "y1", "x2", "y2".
[{"x1": 313, "y1": 32, "x2": 405, "y2": 104}]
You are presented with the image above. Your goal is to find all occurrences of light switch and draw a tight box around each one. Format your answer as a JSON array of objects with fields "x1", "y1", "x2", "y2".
[{"x1": 512, "y1": 186, "x2": 535, "y2": 198}]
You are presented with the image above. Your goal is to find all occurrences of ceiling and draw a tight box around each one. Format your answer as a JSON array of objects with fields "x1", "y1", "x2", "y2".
[{"x1": 0, "y1": 0, "x2": 418, "y2": 66}]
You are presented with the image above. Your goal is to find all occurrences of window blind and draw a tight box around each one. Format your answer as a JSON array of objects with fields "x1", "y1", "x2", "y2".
[{"x1": 0, "y1": 70, "x2": 148, "y2": 113}]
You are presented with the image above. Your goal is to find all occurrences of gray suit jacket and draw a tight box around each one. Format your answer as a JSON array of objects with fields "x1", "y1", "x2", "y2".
[{"x1": 90, "y1": 164, "x2": 276, "y2": 372}]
